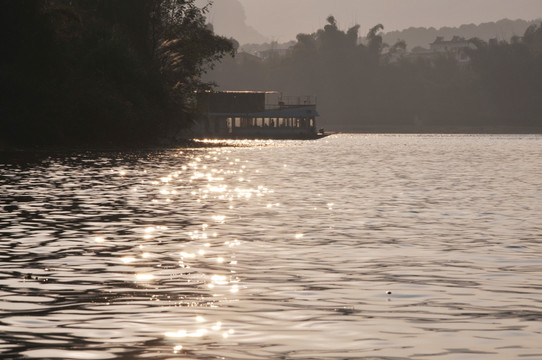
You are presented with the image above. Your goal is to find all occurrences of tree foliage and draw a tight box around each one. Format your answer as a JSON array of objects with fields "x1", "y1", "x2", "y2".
[
  {"x1": 206, "y1": 18, "x2": 542, "y2": 132},
  {"x1": 0, "y1": 0, "x2": 234, "y2": 147}
]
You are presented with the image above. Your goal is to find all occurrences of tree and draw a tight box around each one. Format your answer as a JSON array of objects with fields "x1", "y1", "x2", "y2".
[
  {"x1": 367, "y1": 24, "x2": 385, "y2": 58},
  {"x1": 0, "y1": 0, "x2": 234, "y2": 146},
  {"x1": 204, "y1": 16, "x2": 542, "y2": 132}
]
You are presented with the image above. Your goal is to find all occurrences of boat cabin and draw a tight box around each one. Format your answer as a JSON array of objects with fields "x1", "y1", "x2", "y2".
[{"x1": 195, "y1": 91, "x2": 320, "y2": 139}]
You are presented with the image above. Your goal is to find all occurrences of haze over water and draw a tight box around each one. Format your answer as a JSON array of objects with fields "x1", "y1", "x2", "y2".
[{"x1": 1, "y1": 134, "x2": 542, "y2": 359}]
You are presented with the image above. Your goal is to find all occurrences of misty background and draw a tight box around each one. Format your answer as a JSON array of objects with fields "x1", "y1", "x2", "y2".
[
  {"x1": 200, "y1": 0, "x2": 542, "y2": 45},
  {"x1": 199, "y1": 0, "x2": 542, "y2": 132}
]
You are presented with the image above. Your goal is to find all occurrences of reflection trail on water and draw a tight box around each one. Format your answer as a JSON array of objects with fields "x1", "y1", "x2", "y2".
[
  {"x1": 0, "y1": 148, "x2": 249, "y2": 358},
  {"x1": 1, "y1": 135, "x2": 542, "y2": 359}
]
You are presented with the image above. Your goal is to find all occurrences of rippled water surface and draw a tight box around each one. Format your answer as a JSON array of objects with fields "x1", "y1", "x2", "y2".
[{"x1": 1, "y1": 134, "x2": 542, "y2": 359}]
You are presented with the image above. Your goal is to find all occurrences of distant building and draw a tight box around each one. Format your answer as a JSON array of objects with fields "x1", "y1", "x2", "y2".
[
  {"x1": 429, "y1": 36, "x2": 476, "y2": 62},
  {"x1": 405, "y1": 36, "x2": 476, "y2": 63}
]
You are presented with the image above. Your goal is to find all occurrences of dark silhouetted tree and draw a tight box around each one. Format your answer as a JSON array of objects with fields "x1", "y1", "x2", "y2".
[{"x1": 0, "y1": 0, "x2": 234, "y2": 147}]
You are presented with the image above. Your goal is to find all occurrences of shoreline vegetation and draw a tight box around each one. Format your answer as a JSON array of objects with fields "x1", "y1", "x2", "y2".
[
  {"x1": 208, "y1": 17, "x2": 542, "y2": 134},
  {"x1": 1, "y1": 0, "x2": 234, "y2": 149},
  {"x1": 2, "y1": 3, "x2": 542, "y2": 150}
]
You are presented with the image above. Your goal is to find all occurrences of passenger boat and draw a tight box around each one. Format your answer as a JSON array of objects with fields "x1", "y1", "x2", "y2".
[{"x1": 194, "y1": 91, "x2": 326, "y2": 140}]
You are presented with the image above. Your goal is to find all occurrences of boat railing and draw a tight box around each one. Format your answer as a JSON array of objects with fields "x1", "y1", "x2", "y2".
[{"x1": 265, "y1": 95, "x2": 317, "y2": 110}]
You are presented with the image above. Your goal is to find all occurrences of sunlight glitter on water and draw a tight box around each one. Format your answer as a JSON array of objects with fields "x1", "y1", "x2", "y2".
[
  {"x1": 164, "y1": 316, "x2": 235, "y2": 345},
  {"x1": 135, "y1": 273, "x2": 154, "y2": 281},
  {"x1": 2, "y1": 135, "x2": 542, "y2": 359},
  {"x1": 212, "y1": 215, "x2": 226, "y2": 223},
  {"x1": 22, "y1": 349, "x2": 116, "y2": 359},
  {"x1": 120, "y1": 256, "x2": 136, "y2": 264},
  {"x1": 180, "y1": 251, "x2": 196, "y2": 259}
]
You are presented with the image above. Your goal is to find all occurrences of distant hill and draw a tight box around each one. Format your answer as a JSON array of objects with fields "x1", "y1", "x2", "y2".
[
  {"x1": 237, "y1": 19, "x2": 542, "y2": 54},
  {"x1": 382, "y1": 18, "x2": 541, "y2": 50},
  {"x1": 202, "y1": 0, "x2": 269, "y2": 45}
]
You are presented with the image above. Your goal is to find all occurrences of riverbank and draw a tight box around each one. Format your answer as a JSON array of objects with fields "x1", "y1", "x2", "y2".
[
  {"x1": 4, "y1": 126, "x2": 542, "y2": 154},
  {"x1": 328, "y1": 124, "x2": 542, "y2": 134},
  {"x1": 0, "y1": 138, "x2": 237, "y2": 154}
]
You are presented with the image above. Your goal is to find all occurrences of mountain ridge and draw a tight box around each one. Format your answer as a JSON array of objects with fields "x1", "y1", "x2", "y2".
[{"x1": 382, "y1": 18, "x2": 541, "y2": 49}]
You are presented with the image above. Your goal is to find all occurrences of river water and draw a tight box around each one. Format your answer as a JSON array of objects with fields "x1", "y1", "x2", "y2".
[{"x1": 1, "y1": 134, "x2": 542, "y2": 359}]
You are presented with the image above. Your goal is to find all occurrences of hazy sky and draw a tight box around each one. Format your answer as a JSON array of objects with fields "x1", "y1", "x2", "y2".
[{"x1": 201, "y1": 0, "x2": 542, "y2": 43}]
